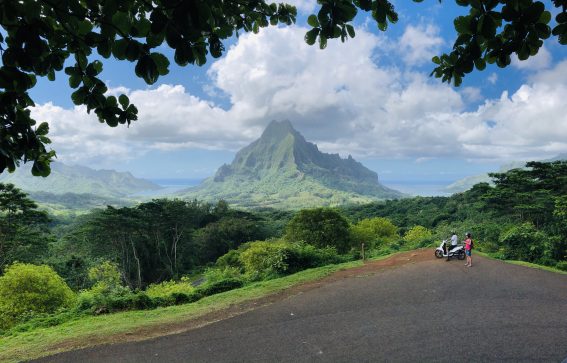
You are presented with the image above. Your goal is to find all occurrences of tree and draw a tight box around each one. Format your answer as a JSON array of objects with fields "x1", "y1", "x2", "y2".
[
  {"x1": 285, "y1": 208, "x2": 351, "y2": 253},
  {"x1": 0, "y1": 183, "x2": 52, "y2": 271},
  {"x1": 0, "y1": 263, "x2": 75, "y2": 330},
  {"x1": 403, "y1": 225, "x2": 433, "y2": 245},
  {"x1": 350, "y1": 217, "x2": 398, "y2": 248},
  {"x1": 2, "y1": 0, "x2": 566, "y2": 174}
]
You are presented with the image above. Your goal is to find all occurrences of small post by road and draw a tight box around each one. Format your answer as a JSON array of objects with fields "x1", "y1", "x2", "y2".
[{"x1": 361, "y1": 243, "x2": 365, "y2": 261}]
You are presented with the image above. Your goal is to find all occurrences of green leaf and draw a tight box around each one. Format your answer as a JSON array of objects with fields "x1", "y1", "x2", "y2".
[
  {"x1": 319, "y1": 34, "x2": 327, "y2": 50},
  {"x1": 69, "y1": 74, "x2": 81, "y2": 88},
  {"x1": 304, "y1": 28, "x2": 319, "y2": 46},
  {"x1": 150, "y1": 53, "x2": 170, "y2": 75},
  {"x1": 346, "y1": 24, "x2": 355, "y2": 38},
  {"x1": 36, "y1": 122, "x2": 49, "y2": 136},
  {"x1": 454, "y1": 16, "x2": 472, "y2": 35},
  {"x1": 135, "y1": 55, "x2": 159, "y2": 84},
  {"x1": 307, "y1": 15, "x2": 319, "y2": 28},
  {"x1": 474, "y1": 58, "x2": 486, "y2": 70},
  {"x1": 539, "y1": 11, "x2": 551, "y2": 24},
  {"x1": 112, "y1": 39, "x2": 128, "y2": 60},
  {"x1": 112, "y1": 11, "x2": 131, "y2": 35},
  {"x1": 119, "y1": 94, "x2": 129, "y2": 109}
]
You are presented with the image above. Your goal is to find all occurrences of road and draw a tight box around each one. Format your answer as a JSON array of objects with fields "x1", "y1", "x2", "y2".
[{"x1": 35, "y1": 253, "x2": 567, "y2": 363}]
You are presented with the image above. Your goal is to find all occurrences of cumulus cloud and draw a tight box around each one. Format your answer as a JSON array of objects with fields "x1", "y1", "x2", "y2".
[
  {"x1": 281, "y1": 0, "x2": 316, "y2": 14},
  {"x1": 511, "y1": 45, "x2": 552, "y2": 71},
  {"x1": 398, "y1": 24, "x2": 445, "y2": 67},
  {"x1": 32, "y1": 25, "x2": 567, "y2": 168}
]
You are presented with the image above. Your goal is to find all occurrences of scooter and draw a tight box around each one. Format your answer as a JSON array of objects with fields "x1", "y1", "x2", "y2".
[{"x1": 435, "y1": 240, "x2": 466, "y2": 260}]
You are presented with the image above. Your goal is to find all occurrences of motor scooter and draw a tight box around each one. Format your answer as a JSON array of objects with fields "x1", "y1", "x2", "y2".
[{"x1": 435, "y1": 240, "x2": 465, "y2": 260}]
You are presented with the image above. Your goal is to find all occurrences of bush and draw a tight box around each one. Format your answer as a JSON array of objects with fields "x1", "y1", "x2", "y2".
[
  {"x1": 215, "y1": 249, "x2": 244, "y2": 270},
  {"x1": 556, "y1": 261, "x2": 567, "y2": 271},
  {"x1": 285, "y1": 208, "x2": 352, "y2": 253},
  {"x1": 146, "y1": 278, "x2": 195, "y2": 300},
  {"x1": 75, "y1": 283, "x2": 133, "y2": 314},
  {"x1": 197, "y1": 278, "x2": 244, "y2": 297},
  {"x1": 239, "y1": 240, "x2": 343, "y2": 279},
  {"x1": 240, "y1": 241, "x2": 290, "y2": 278},
  {"x1": 0, "y1": 263, "x2": 76, "y2": 330},
  {"x1": 499, "y1": 223, "x2": 548, "y2": 262},
  {"x1": 350, "y1": 217, "x2": 398, "y2": 248},
  {"x1": 403, "y1": 226, "x2": 433, "y2": 247}
]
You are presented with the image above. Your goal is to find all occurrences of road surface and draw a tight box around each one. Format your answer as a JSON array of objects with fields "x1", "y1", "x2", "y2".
[{"x1": 34, "y1": 253, "x2": 567, "y2": 362}]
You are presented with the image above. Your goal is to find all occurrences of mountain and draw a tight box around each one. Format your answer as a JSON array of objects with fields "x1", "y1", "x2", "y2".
[
  {"x1": 179, "y1": 120, "x2": 404, "y2": 209},
  {"x1": 0, "y1": 162, "x2": 161, "y2": 198},
  {"x1": 0, "y1": 162, "x2": 162, "y2": 213},
  {"x1": 443, "y1": 161, "x2": 525, "y2": 194},
  {"x1": 444, "y1": 153, "x2": 567, "y2": 194}
]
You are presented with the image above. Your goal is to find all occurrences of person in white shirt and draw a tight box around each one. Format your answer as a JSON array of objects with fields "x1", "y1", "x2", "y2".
[{"x1": 446, "y1": 231, "x2": 458, "y2": 261}]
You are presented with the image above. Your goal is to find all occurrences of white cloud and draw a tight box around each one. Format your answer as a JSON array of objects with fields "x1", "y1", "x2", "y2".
[
  {"x1": 32, "y1": 26, "x2": 567, "y2": 168},
  {"x1": 282, "y1": 0, "x2": 317, "y2": 14},
  {"x1": 487, "y1": 73, "x2": 498, "y2": 85},
  {"x1": 511, "y1": 45, "x2": 552, "y2": 71},
  {"x1": 398, "y1": 24, "x2": 445, "y2": 67}
]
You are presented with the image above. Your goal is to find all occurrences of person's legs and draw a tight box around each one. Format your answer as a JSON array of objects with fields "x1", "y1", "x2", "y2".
[{"x1": 465, "y1": 250, "x2": 471, "y2": 266}]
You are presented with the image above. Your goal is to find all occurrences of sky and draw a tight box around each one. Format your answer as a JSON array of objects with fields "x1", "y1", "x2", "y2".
[{"x1": 28, "y1": 1, "x2": 567, "y2": 193}]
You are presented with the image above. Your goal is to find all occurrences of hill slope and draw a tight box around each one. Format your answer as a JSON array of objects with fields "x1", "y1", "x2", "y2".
[
  {"x1": 444, "y1": 153, "x2": 567, "y2": 194},
  {"x1": 180, "y1": 121, "x2": 403, "y2": 208},
  {"x1": 0, "y1": 162, "x2": 161, "y2": 198}
]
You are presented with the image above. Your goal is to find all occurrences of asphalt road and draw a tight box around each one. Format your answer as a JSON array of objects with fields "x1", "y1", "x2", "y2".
[{"x1": 35, "y1": 254, "x2": 567, "y2": 363}]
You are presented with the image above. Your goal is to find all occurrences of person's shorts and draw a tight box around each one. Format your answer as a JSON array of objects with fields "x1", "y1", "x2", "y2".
[{"x1": 465, "y1": 250, "x2": 471, "y2": 256}]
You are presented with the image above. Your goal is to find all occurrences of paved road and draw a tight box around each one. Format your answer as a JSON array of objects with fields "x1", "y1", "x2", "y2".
[{"x1": 36, "y1": 255, "x2": 567, "y2": 362}]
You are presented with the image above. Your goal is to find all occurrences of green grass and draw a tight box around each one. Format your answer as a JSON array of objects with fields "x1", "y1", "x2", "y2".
[
  {"x1": 475, "y1": 251, "x2": 567, "y2": 275},
  {"x1": 0, "y1": 259, "x2": 363, "y2": 363}
]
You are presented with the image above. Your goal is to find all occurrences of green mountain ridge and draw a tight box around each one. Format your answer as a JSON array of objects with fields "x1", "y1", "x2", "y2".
[
  {"x1": 180, "y1": 120, "x2": 403, "y2": 209},
  {"x1": 0, "y1": 162, "x2": 161, "y2": 198},
  {"x1": 444, "y1": 153, "x2": 567, "y2": 194}
]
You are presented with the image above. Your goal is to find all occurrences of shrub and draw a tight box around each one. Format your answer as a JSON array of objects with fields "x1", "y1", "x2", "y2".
[
  {"x1": 556, "y1": 261, "x2": 567, "y2": 271},
  {"x1": 403, "y1": 226, "x2": 433, "y2": 247},
  {"x1": 75, "y1": 283, "x2": 133, "y2": 314},
  {"x1": 499, "y1": 223, "x2": 548, "y2": 262},
  {"x1": 0, "y1": 263, "x2": 76, "y2": 330},
  {"x1": 197, "y1": 278, "x2": 244, "y2": 297},
  {"x1": 146, "y1": 278, "x2": 195, "y2": 300},
  {"x1": 239, "y1": 240, "x2": 343, "y2": 279},
  {"x1": 240, "y1": 241, "x2": 290, "y2": 278},
  {"x1": 350, "y1": 217, "x2": 398, "y2": 248},
  {"x1": 285, "y1": 208, "x2": 352, "y2": 253},
  {"x1": 88, "y1": 261, "x2": 122, "y2": 288},
  {"x1": 203, "y1": 267, "x2": 243, "y2": 284},
  {"x1": 215, "y1": 249, "x2": 244, "y2": 270}
]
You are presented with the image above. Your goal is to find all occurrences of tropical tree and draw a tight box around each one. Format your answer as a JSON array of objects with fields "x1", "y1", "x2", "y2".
[
  {"x1": 1, "y1": 0, "x2": 566, "y2": 175},
  {"x1": 350, "y1": 217, "x2": 398, "y2": 248},
  {"x1": 0, "y1": 263, "x2": 75, "y2": 330},
  {"x1": 0, "y1": 183, "x2": 52, "y2": 271},
  {"x1": 285, "y1": 208, "x2": 351, "y2": 253}
]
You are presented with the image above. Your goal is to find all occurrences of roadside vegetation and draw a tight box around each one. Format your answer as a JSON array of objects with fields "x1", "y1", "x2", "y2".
[{"x1": 0, "y1": 160, "x2": 566, "y2": 349}]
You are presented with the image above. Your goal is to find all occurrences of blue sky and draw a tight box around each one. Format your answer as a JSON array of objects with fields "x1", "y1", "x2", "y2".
[{"x1": 28, "y1": 1, "x2": 567, "y2": 194}]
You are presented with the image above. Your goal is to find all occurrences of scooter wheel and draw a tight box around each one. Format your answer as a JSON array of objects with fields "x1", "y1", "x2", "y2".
[
  {"x1": 457, "y1": 250, "x2": 466, "y2": 260},
  {"x1": 435, "y1": 250, "x2": 443, "y2": 258}
]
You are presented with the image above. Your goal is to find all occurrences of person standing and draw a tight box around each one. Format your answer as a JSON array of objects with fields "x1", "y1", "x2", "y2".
[
  {"x1": 446, "y1": 231, "x2": 458, "y2": 261},
  {"x1": 464, "y1": 232, "x2": 473, "y2": 267}
]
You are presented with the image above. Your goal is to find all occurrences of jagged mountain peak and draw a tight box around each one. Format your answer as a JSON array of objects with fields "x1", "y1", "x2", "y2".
[
  {"x1": 261, "y1": 120, "x2": 297, "y2": 139},
  {"x1": 195, "y1": 121, "x2": 403, "y2": 208}
]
